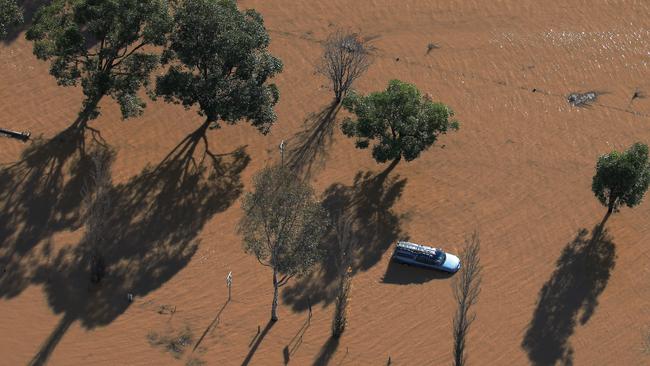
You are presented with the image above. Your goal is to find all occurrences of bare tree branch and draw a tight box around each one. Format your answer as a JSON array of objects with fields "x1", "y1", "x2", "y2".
[
  {"x1": 452, "y1": 231, "x2": 482, "y2": 366},
  {"x1": 318, "y1": 29, "x2": 373, "y2": 102}
]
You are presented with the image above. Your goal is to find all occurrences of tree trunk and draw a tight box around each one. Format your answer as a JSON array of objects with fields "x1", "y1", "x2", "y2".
[
  {"x1": 600, "y1": 199, "x2": 616, "y2": 228},
  {"x1": 388, "y1": 156, "x2": 401, "y2": 171},
  {"x1": 379, "y1": 156, "x2": 401, "y2": 178},
  {"x1": 271, "y1": 268, "x2": 279, "y2": 321},
  {"x1": 77, "y1": 95, "x2": 104, "y2": 125},
  {"x1": 334, "y1": 91, "x2": 342, "y2": 104},
  {"x1": 199, "y1": 118, "x2": 212, "y2": 134}
]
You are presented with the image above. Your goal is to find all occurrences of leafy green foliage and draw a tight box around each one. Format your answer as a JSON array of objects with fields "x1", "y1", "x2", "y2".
[
  {"x1": 0, "y1": 0, "x2": 22, "y2": 38},
  {"x1": 341, "y1": 79, "x2": 459, "y2": 163},
  {"x1": 26, "y1": 0, "x2": 172, "y2": 119},
  {"x1": 156, "y1": 0, "x2": 283, "y2": 133},
  {"x1": 240, "y1": 166, "x2": 328, "y2": 279},
  {"x1": 592, "y1": 142, "x2": 650, "y2": 213}
]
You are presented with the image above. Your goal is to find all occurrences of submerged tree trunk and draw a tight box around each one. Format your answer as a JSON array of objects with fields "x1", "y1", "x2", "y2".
[
  {"x1": 388, "y1": 156, "x2": 401, "y2": 171},
  {"x1": 77, "y1": 95, "x2": 104, "y2": 125},
  {"x1": 379, "y1": 156, "x2": 401, "y2": 178},
  {"x1": 601, "y1": 198, "x2": 616, "y2": 227},
  {"x1": 271, "y1": 268, "x2": 279, "y2": 321}
]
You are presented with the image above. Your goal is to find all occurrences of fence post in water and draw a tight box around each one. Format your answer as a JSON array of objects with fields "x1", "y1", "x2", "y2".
[{"x1": 226, "y1": 271, "x2": 233, "y2": 300}]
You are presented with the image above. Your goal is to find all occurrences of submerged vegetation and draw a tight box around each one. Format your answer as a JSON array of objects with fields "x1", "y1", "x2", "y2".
[{"x1": 1, "y1": 0, "x2": 647, "y2": 364}]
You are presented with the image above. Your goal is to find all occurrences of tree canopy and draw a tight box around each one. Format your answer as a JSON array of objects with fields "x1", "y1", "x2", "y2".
[
  {"x1": 592, "y1": 142, "x2": 650, "y2": 214},
  {"x1": 0, "y1": 0, "x2": 22, "y2": 39},
  {"x1": 156, "y1": 0, "x2": 283, "y2": 134},
  {"x1": 26, "y1": 0, "x2": 172, "y2": 120},
  {"x1": 239, "y1": 165, "x2": 328, "y2": 320},
  {"x1": 341, "y1": 79, "x2": 459, "y2": 164}
]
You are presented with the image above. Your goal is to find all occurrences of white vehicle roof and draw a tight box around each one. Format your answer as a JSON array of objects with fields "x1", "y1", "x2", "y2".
[{"x1": 396, "y1": 241, "x2": 440, "y2": 256}]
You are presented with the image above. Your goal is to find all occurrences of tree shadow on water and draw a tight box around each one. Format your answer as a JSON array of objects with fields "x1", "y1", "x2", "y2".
[
  {"x1": 0, "y1": 116, "x2": 104, "y2": 299},
  {"x1": 282, "y1": 168, "x2": 408, "y2": 311},
  {"x1": 286, "y1": 101, "x2": 341, "y2": 178},
  {"x1": 522, "y1": 222, "x2": 617, "y2": 366},
  {"x1": 313, "y1": 336, "x2": 340, "y2": 366},
  {"x1": 3, "y1": 0, "x2": 51, "y2": 44},
  {"x1": 241, "y1": 320, "x2": 275, "y2": 366},
  {"x1": 26, "y1": 123, "x2": 250, "y2": 365}
]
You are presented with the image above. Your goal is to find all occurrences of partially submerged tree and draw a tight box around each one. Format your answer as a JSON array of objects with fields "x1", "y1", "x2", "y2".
[
  {"x1": 452, "y1": 232, "x2": 482, "y2": 366},
  {"x1": 156, "y1": 0, "x2": 283, "y2": 135},
  {"x1": 342, "y1": 79, "x2": 459, "y2": 169},
  {"x1": 26, "y1": 0, "x2": 173, "y2": 121},
  {"x1": 82, "y1": 146, "x2": 114, "y2": 285},
  {"x1": 240, "y1": 166, "x2": 328, "y2": 321},
  {"x1": 0, "y1": 0, "x2": 22, "y2": 38},
  {"x1": 318, "y1": 30, "x2": 373, "y2": 102},
  {"x1": 592, "y1": 142, "x2": 650, "y2": 223}
]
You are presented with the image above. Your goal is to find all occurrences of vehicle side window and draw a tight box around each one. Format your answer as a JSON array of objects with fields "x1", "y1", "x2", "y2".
[
  {"x1": 415, "y1": 254, "x2": 430, "y2": 264},
  {"x1": 394, "y1": 249, "x2": 409, "y2": 258},
  {"x1": 416, "y1": 254, "x2": 438, "y2": 265}
]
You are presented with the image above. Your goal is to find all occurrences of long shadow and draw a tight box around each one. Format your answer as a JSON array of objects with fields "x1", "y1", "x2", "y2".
[
  {"x1": 241, "y1": 320, "x2": 275, "y2": 366},
  {"x1": 313, "y1": 336, "x2": 340, "y2": 366},
  {"x1": 286, "y1": 101, "x2": 341, "y2": 178},
  {"x1": 284, "y1": 315, "x2": 311, "y2": 361},
  {"x1": 3, "y1": 0, "x2": 51, "y2": 44},
  {"x1": 522, "y1": 222, "x2": 616, "y2": 366},
  {"x1": 282, "y1": 168, "x2": 408, "y2": 311},
  {"x1": 0, "y1": 115, "x2": 103, "y2": 299},
  {"x1": 381, "y1": 259, "x2": 454, "y2": 284},
  {"x1": 23, "y1": 122, "x2": 249, "y2": 365},
  {"x1": 193, "y1": 299, "x2": 230, "y2": 352},
  {"x1": 28, "y1": 313, "x2": 74, "y2": 366}
]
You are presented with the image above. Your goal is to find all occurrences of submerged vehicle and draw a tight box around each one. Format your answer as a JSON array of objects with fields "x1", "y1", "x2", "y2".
[{"x1": 391, "y1": 241, "x2": 461, "y2": 273}]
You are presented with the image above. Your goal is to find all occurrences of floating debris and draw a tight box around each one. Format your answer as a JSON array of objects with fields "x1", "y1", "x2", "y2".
[
  {"x1": 426, "y1": 43, "x2": 439, "y2": 54},
  {"x1": 0, "y1": 128, "x2": 30, "y2": 142},
  {"x1": 158, "y1": 304, "x2": 177, "y2": 315},
  {"x1": 147, "y1": 325, "x2": 194, "y2": 359},
  {"x1": 567, "y1": 91, "x2": 598, "y2": 107}
]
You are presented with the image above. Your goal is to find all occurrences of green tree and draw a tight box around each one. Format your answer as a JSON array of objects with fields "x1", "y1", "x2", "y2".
[
  {"x1": 592, "y1": 142, "x2": 650, "y2": 221},
  {"x1": 26, "y1": 0, "x2": 172, "y2": 121},
  {"x1": 342, "y1": 79, "x2": 459, "y2": 169},
  {"x1": 156, "y1": 0, "x2": 283, "y2": 135},
  {"x1": 0, "y1": 0, "x2": 22, "y2": 38},
  {"x1": 239, "y1": 166, "x2": 328, "y2": 321}
]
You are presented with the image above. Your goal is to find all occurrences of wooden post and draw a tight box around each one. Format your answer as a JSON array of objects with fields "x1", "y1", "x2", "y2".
[
  {"x1": 279, "y1": 140, "x2": 286, "y2": 167},
  {"x1": 226, "y1": 271, "x2": 233, "y2": 300}
]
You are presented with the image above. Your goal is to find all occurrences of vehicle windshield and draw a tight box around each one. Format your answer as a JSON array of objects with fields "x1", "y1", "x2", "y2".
[{"x1": 434, "y1": 251, "x2": 446, "y2": 265}]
